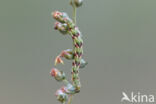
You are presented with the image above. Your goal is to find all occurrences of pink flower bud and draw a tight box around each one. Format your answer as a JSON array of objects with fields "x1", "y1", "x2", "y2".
[
  {"x1": 52, "y1": 11, "x2": 71, "y2": 23},
  {"x1": 55, "y1": 56, "x2": 64, "y2": 66},
  {"x1": 50, "y1": 68, "x2": 57, "y2": 77},
  {"x1": 61, "y1": 83, "x2": 76, "y2": 94},
  {"x1": 54, "y1": 22, "x2": 68, "y2": 34},
  {"x1": 50, "y1": 68, "x2": 65, "y2": 81},
  {"x1": 60, "y1": 50, "x2": 73, "y2": 60},
  {"x1": 52, "y1": 11, "x2": 63, "y2": 19}
]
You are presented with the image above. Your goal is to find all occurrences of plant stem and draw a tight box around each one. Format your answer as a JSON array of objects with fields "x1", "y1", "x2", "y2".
[
  {"x1": 68, "y1": 1, "x2": 77, "y2": 104},
  {"x1": 70, "y1": 3, "x2": 76, "y2": 103},
  {"x1": 70, "y1": 0, "x2": 77, "y2": 24},
  {"x1": 63, "y1": 79, "x2": 69, "y2": 85},
  {"x1": 73, "y1": 5, "x2": 77, "y2": 24},
  {"x1": 68, "y1": 95, "x2": 73, "y2": 104}
]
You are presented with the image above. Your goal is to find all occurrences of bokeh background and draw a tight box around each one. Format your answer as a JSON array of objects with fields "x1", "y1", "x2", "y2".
[{"x1": 0, "y1": 0, "x2": 156, "y2": 104}]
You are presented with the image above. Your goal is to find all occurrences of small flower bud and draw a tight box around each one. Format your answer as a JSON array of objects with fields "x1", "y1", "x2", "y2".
[
  {"x1": 79, "y1": 59, "x2": 88, "y2": 68},
  {"x1": 52, "y1": 11, "x2": 71, "y2": 23},
  {"x1": 52, "y1": 11, "x2": 63, "y2": 20},
  {"x1": 55, "y1": 89, "x2": 68, "y2": 103},
  {"x1": 73, "y1": 80, "x2": 81, "y2": 93},
  {"x1": 61, "y1": 83, "x2": 76, "y2": 94},
  {"x1": 74, "y1": 0, "x2": 83, "y2": 7},
  {"x1": 60, "y1": 50, "x2": 73, "y2": 60},
  {"x1": 55, "y1": 56, "x2": 64, "y2": 66},
  {"x1": 73, "y1": 37, "x2": 83, "y2": 48},
  {"x1": 50, "y1": 68, "x2": 66, "y2": 81},
  {"x1": 54, "y1": 22, "x2": 68, "y2": 34}
]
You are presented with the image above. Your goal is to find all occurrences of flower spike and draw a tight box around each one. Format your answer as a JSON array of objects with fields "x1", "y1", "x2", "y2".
[{"x1": 50, "y1": 0, "x2": 87, "y2": 103}]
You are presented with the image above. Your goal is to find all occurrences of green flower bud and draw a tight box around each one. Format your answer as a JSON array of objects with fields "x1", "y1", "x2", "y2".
[
  {"x1": 74, "y1": 0, "x2": 83, "y2": 7},
  {"x1": 60, "y1": 50, "x2": 74, "y2": 60},
  {"x1": 54, "y1": 22, "x2": 68, "y2": 35},
  {"x1": 61, "y1": 83, "x2": 76, "y2": 94},
  {"x1": 52, "y1": 11, "x2": 71, "y2": 23},
  {"x1": 55, "y1": 89, "x2": 68, "y2": 103},
  {"x1": 79, "y1": 59, "x2": 88, "y2": 68},
  {"x1": 50, "y1": 68, "x2": 66, "y2": 81}
]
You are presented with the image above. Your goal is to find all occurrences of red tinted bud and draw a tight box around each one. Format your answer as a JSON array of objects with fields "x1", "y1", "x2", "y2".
[
  {"x1": 52, "y1": 11, "x2": 63, "y2": 19},
  {"x1": 50, "y1": 68, "x2": 57, "y2": 77},
  {"x1": 54, "y1": 22, "x2": 68, "y2": 34},
  {"x1": 54, "y1": 22, "x2": 59, "y2": 29},
  {"x1": 60, "y1": 50, "x2": 73, "y2": 60},
  {"x1": 55, "y1": 56, "x2": 64, "y2": 66},
  {"x1": 50, "y1": 68, "x2": 66, "y2": 81},
  {"x1": 52, "y1": 11, "x2": 71, "y2": 23},
  {"x1": 61, "y1": 83, "x2": 76, "y2": 94}
]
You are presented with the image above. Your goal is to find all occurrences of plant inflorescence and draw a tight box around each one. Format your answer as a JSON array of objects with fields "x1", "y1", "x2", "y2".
[{"x1": 50, "y1": 0, "x2": 87, "y2": 104}]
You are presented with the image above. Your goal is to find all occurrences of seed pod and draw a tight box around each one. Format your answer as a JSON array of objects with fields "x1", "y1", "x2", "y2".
[
  {"x1": 74, "y1": 0, "x2": 83, "y2": 7},
  {"x1": 50, "y1": 68, "x2": 66, "y2": 81},
  {"x1": 55, "y1": 89, "x2": 68, "y2": 103}
]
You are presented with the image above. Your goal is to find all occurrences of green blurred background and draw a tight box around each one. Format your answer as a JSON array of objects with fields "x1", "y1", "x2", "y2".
[{"x1": 0, "y1": 0, "x2": 156, "y2": 104}]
